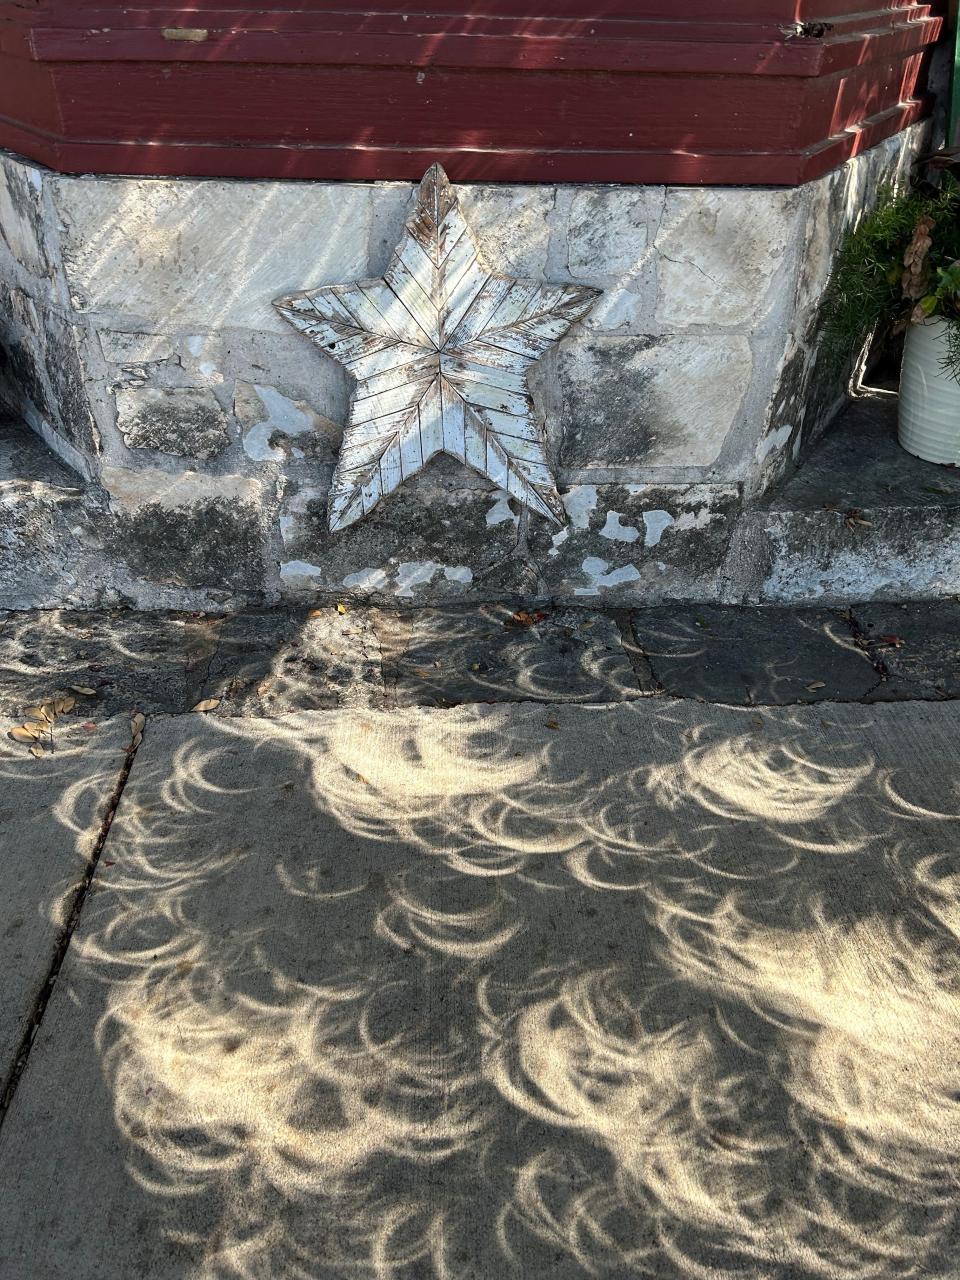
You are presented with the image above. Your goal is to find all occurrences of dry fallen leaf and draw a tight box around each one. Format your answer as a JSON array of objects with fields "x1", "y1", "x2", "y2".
[
  {"x1": 190, "y1": 698, "x2": 220, "y2": 713},
  {"x1": 843, "y1": 508, "x2": 873, "y2": 530},
  {"x1": 545, "y1": 717, "x2": 560, "y2": 730},
  {"x1": 9, "y1": 724, "x2": 42, "y2": 742},
  {"x1": 69, "y1": 686, "x2": 97, "y2": 696},
  {"x1": 23, "y1": 705, "x2": 46, "y2": 722},
  {"x1": 29, "y1": 744, "x2": 46, "y2": 758},
  {"x1": 806, "y1": 681, "x2": 826, "y2": 691},
  {"x1": 40, "y1": 703, "x2": 57, "y2": 722},
  {"x1": 130, "y1": 731, "x2": 143, "y2": 749},
  {"x1": 308, "y1": 608, "x2": 324, "y2": 618},
  {"x1": 336, "y1": 603, "x2": 348, "y2": 615},
  {"x1": 130, "y1": 712, "x2": 146, "y2": 734}
]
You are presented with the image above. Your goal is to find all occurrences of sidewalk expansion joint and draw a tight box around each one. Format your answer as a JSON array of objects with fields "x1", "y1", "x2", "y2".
[{"x1": 0, "y1": 732, "x2": 143, "y2": 1129}]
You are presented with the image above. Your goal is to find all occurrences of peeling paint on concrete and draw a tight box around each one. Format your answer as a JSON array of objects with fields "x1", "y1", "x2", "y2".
[
  {"x1": 443, "y1": 566, "x2": 474, "y2": 584},
  {"x1": 342, "y1": 567, "x2": 390, "y2": 591},
  {"x1": 562, "y1": 485, "x2": 598, "y2": 530},
  {"x1": 548, "y1": 527, "x2": 570, "y2": 558},
  {"x1": 236, "y1": 383, "x2": 323, "y2": 463},
  {"x1": 486, "y1": 494, "x2": 518, "y2": 527},
  {"x1": 574, "y1": 556, "x2": 643, "y2": 595},
  {"x1": 756, "y1": 423, "x2": 794, "y2": 465},
  {"x1": 280, "y1": 560, "x2": 324, "y2": 580},
  {"x1": 396, "y1": 562, "x2": 447, "y2": 597},
  {"x1": 600, "y1": 511, "x2": 641, "y2": 544},
  {"x1": 642, "y1": 510, "x2": 675, "y2": 547}
]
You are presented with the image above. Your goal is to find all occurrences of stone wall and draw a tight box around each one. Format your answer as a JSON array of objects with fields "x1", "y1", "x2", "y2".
[{"x1": 0, "y1": 127, "x2": 927, "y2": 609}]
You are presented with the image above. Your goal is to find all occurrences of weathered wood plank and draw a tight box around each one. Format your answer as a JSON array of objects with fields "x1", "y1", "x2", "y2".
[{"x1": 274, "y1": 164, "x2": 599, "y2": 531}]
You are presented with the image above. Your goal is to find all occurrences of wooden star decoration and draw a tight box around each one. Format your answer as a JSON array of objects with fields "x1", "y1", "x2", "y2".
[{"x1": 273, "y1": 164, "x2": 601, "y2": 531}]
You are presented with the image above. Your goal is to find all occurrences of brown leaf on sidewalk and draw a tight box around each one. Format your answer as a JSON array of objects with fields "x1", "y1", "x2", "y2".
[
  {"x1": 9, "y1": 724, "x2": 43, "y2": 742},
  {"x1": 806, "y1": 681, "x2": 826, "y2": 691},
  {"x1": 69, "y1": 686, "x2": 97, "y2": 696},
  {"x1": 130, "y1": 712, "x2": 146, "y2": 734},
  {"x1": 190, "y1": 698, "x2": 220, "y2": 713},
  {"x1": 28, "y1": 744, "x2": 46, "y2": 758}
]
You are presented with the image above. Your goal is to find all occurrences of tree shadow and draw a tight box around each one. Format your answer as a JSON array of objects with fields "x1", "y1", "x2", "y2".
[{"x1": 4, "y1": 695, "x2": 959, "y2": 1277}]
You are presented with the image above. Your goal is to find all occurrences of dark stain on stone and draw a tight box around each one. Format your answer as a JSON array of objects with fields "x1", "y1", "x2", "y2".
[
  {"x1": 117, "y1": 388, "x2": 230, "y2": 460},
  {"x1": 42, "y1": 314, "x2": 99, "y2": 455},
  {"x1": 108, "y1": 499, "x2": 264, "y2": 593},
  {"x1": 558, "y1": 338, "x2": 659, "y2": 468}
]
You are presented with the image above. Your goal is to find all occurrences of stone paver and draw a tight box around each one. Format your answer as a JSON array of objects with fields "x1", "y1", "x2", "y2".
[
  {"x1": 2, "y1": 699, "x2": 960, "y2": 1278},
  {"x1": 197, "y1": 606, "x2": 384, "y2": 714},
  {"x1": 854, "y1": 601, "x2": 960, "y2": 701},
  {"x1": 380, "y1": 604, "x2": 648, "y2": 706},
  {"x1": 631, "y1": 604, "x2": 879, "y2": 703},
  {"x1": 0, "y1": 606, "x2": 385, "y2": 721},
  {"x1": 5, "y1": 603, "x2": 960, "y2": 721},
  {"x1": 0, "y1": 717, "x2": 129, "y2": 1098},
  {"x1": 0, "y1": 608, "x2": 214, "y2": 719}
]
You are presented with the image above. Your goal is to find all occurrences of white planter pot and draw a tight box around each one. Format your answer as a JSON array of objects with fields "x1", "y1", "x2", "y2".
[{"x1": 898, "y1": 318, "x2": 960, "y2": 465}]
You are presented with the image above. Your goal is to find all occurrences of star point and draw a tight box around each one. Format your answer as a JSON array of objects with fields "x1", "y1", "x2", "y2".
[{"x1": 274, "y1": 164, "x2": 600, "y2": 532}]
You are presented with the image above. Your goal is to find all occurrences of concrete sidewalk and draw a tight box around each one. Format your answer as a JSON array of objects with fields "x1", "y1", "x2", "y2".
[{"x1": 0, "y1": 609, "x2": 959, "y2": 1278}]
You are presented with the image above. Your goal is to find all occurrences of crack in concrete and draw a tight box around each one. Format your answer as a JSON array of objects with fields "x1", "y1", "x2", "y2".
[
  {"x1": 838, "y1": 606, "x2": 892, "y2": 687},
  {"x1": 657, "y1": 251, "x2": 722, "y2": 290},
  {"x1": 0, "y1": 729, "x2": 144, "y2": 1129}
]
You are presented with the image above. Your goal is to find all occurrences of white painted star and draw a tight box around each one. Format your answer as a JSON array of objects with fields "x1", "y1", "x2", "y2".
[{"x1": 274, "y1": 164, "x2": 600, "y2": 531}]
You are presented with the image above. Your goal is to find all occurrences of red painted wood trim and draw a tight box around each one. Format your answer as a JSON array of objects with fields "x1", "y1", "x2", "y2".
[
  {"x1": 0, "y1": 0, "x2": 932, "y2": 18},
  {"x1": 0, "y1": 1, "x2": 945, "y2": 186},
  {"x1": 25, "y1": 18, "x2": 941, "y2": 77},
  {"x1": 0, "y1": 99, "x2": 929, "y2": 186}
]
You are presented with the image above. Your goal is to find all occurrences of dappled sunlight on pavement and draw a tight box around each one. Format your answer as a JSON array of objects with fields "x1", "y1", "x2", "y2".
[{"x1": 1, "y1": 700, "x2": 959, "y2": 1278}]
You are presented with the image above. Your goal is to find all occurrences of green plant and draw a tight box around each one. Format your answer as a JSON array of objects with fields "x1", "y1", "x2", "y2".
[{"x1": 821, "y1": 175, "x2": 960, "y2": 382}]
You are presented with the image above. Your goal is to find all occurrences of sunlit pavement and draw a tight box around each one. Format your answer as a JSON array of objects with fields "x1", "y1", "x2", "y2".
[{"x1": 1, "y1": 606, "x2": 960, "y2": 1278}]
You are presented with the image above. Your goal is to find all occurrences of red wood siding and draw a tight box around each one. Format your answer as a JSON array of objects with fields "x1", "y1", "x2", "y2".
[{"x1": 0, "y1": 1, "x2": 945, "y2": 186}]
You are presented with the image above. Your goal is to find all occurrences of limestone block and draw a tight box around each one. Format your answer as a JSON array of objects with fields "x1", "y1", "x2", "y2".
[
  {"x1": 175, "y1": 330, "x2": 351, "y2": 425},
  {"x1": 101, "y1": 465, "x2": 261, "y2": 512},
  {"x1": 1, "y1": 293, "x2": 99, "y2": 459},
  {"x1": 564, "y1": 187, "x2": 657, "y2": 282},
  {"x1": 98, "y1": 331, "x2": 174, "y2": 364},
  {"x1": 655, "y1": 188, "x2": 802, "y2": 330},
  {"x1": 101, "y1": 466, "x2": 267, "y2": 593},
  {"x1": 793, "y1": 125, "x2": 926, "y2": 324},
  {"x1": 114, "y1": 386, "x2": 231, "y2": 459},
  {"x1": 0, "y1": 153, "x2": 50, "y2": 280},
  {"x1": 533, "y1": 482, "x2": 741, "y2": 602},
  {"x1": 234, "y1": 381, "x2": 340, "y2": 464},
  {"x1": 459, "y1": 184, "x2": 555, "y2": 277},
  {"x1": 51, "y1": 177, "x2": 377, "y2": 332},
  {"x1": 558, "y1": 336, "x2": 753, "y2": 470},
  {"x1": 41, "y1": 312, "x2": 100, "y2": 457}
]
